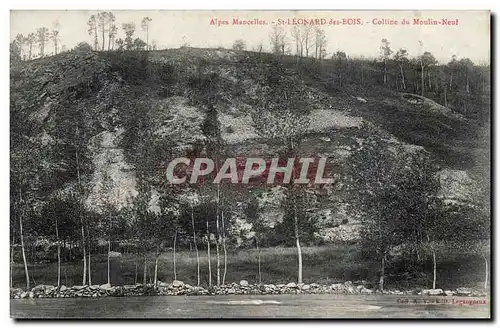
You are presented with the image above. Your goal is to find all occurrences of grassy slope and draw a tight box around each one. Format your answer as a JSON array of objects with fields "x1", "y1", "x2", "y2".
[{"x1": 11, "y1": 245, "x2": 486, "y2": 291}]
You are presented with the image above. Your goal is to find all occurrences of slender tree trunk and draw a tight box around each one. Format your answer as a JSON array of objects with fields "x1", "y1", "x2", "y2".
[
  {"x1": 483, "y1": 255, "x2": 488, "y2": 290},
  {"x1": 216, "y1": 222, "x2": 221, "y2": 286},
  {"x1": 10, "y1": 232, "x2": 14, "y2": 289},
  {"x1": 134, "y1": 261, "x2": 138, "y2": 284},
  {"x1": 383, "y1": 59, "x2": 387, "y2": 85},
  {"x1": 294, "y1": 206, "x2": 303, "y2": 284},
  {"x1": 80, "y1": 220, "x2": 87, "y2": 285},
  {"x1": 421, "y1": 62, "x2": 425, "y2": 97},
  {"x1": 444, "y1": 85, "x2": 448, "y2": 107},
  {"x1": 466, "y1": 74, "x2": 470, "y2": 95},
  {"x1": 206, "y1": 220, "x2": 212, "y2": 287},
  {"x1": 107, "y1": 214, "x2": 111, "y2": 286},
  {"x1": 76, "y1": 149, "x2": 87, "y2": 286},
  {"x1": 87, "y1": 246, "x2": 91, "y2": 286},
  {"x1": 101, "y1": 26, "x2": 105, "y2": 51},
  {"x1": 432, "y1": 249, "x2": 437, "y2": 289},
  {"x1": 379, "y1": 255, "x2": 385, "y2": 291},
  {"x1": 94, "y1": 27, "x2": 98, "y2": 51},
  {"x1": 55, "y1": 216, "x2": 61, "y2": 288},
  {"x1": 107, "y1": 236, "x2": 111, "y2": 285},
  {"x1": 257, "y1": 238, "x2": 262, "y2": 285},
  {"x1": 216, "y1": 184, "x2": 221, "y2": 286},
  {"x1": 19, "y1": 212, "x2": 30, "y2": 291},
  {"x1": 449, "y1": 72, "x2": 453, "y2": 90},
  {"x1": 222, "y1": 210, "x2": 227, "y2": 285},
  {"x1": 143, "y1": 253, "x2": 147, "y2": 286},
  {"x1": 215, "y1": 240, "x2": 220, "y2": 286},
  {"x1": 191, "y1": 205, "x2": 200, "y2": 287},
  {"x1": 154, "y1": 252, "x2": 159, "y2": 290},
  {"x1": 428, "y1": 70, "x2": 432, "y2": 90},
  {"x1": 173, "y1": 229, "x2": 177, "y2": 281},
  {"x1": 400, "y1": 64, "x2": 406, "y2": 89}
]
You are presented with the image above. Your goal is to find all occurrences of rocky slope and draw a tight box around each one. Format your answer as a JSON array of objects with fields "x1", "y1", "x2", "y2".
[{"x1": 10, "y1": 279, "x2": 488, "y2": 299}]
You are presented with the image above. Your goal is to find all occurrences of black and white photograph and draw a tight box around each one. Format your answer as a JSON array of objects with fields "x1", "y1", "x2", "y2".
[{"x1": 9, "y1": 9, "x2": 491, "y2": 319}]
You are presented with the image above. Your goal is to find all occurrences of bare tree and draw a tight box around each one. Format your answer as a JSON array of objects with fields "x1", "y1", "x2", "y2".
[
  {"x1": 418, "y1": 40, "x2": 437, "y2": 98},
  {"x1": 447, "y1": 54, "x2": 458, "y2": 91},
  {"x1": 107, "y1": 12, "x2": 117, "y2": 50},
  {"x1": 303, "y1": 25, "x2": 313, "y2": 57},
  {"x1": 269, "y1": 25, "x2": 286, "y2": 56},
  {"x1": 150, "y1": 39, "x2": 158, "y2": 50},
  {"x1": 14, "y1": 34, "x2": 26, "y2": 60},
  {"x1": 87, "y1": 15, "x2": 98, "y2": 51},
  {"x1": 333, "y1": 51, "x2": 348, "y2": 88},
  {"x1": 206, "y1": 217, "x2": 212, "y2": 287},
  {"x1": 221, "y1": 209, "x2": 228, "y2": 285},
  {"x1": 423, "y1": 52, "x2": 437, "y2": 91},
  {"x1": 380, "y1": 38, "x2": 393, "y2": 85},
  {"x1": 18, "y1": 194, "x2": 29, "y2": 291},
  {"x1": 232, "y1": 39, "x2": 246, "y2": 51},
  {"x1": 394, "y1": 48, "x2": 409, "y2": 90},
  {"x1": 141, "y1": 17, "x2": 152, "y2": 50},
  {"x1": 314, "y1": 27, "x2": 327, "y2": 61},
  {"x1": 26, "y1": 33, "x2": 35, "y2": 60},
  {"x1": 182, "y1": 192, "x2": 201, "y2": 286},
  {"x1": 251, "y1": 72, "x2": 312, "y2": 283},
  {"x1": 97, "y1": 12, "x2": 109, "y2": 51},
  {"x1": 122, "y1": 22, "x2": 136, "y2": 50},
  {"x1": 36, "y1": 27, "x2": 49, "y2": 57},
  {"x1": 291, "y1": 26, "x2": 303, "y2": 58},
  {"x1": 253, "y1": 41, "x2": 264, "y2": 55},
  {"x1": 50, "y1": 30, "x2": 59, "y2": 55},
  {"x1": 99, "y1": 170, "x2": 116, "y2": 286}
]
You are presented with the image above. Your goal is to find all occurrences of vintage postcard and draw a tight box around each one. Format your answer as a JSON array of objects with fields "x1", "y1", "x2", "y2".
[{"x1": 9, "y1": 10, "x2": 491, "y2": 319}]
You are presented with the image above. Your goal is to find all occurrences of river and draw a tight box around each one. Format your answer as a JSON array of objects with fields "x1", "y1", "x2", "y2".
[{"x1": 11, "y1": 294, "x2": 490, "y2": 319}]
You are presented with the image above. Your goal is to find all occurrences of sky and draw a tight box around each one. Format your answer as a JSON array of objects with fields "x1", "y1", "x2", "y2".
[{"x1": 10, "y1": 10, "x2": 491, "y2": 64}]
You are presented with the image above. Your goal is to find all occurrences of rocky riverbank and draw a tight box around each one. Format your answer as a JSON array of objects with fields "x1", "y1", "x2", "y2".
[{"x1": 10, "y1": 280, "x2": 489, "y2": 299}]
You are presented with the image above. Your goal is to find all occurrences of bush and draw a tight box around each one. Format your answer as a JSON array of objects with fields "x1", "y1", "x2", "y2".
[
  {"x1": 232, "y1": 39, "x2": 246, "y2": 51},
  {"x1": 74, "y1": 42, "x2": 93, "y2": 53},
  {"x1": 105, "y1": 51, "x2": 150, "y2": 84}
]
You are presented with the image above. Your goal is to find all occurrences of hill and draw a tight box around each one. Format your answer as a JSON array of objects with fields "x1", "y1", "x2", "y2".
[
  {"x1": 9, "y1": 47, "x2": 491, "y2": 292},
  {"x1": 10, "y1": 47, "x2": 489, "y2": 243}
]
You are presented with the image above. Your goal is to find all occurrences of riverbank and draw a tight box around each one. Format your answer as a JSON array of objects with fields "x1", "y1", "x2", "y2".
[
  {"x1": 10, "y1": 279, "x2": 488, "y2": 299},
  {"x1": 11, "y1": 245, "x2": 486, "y2": 291}
]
